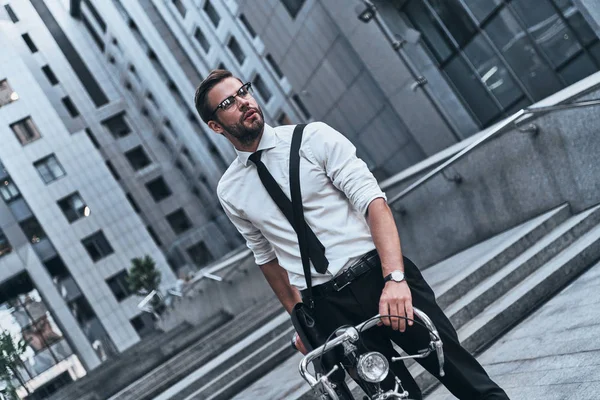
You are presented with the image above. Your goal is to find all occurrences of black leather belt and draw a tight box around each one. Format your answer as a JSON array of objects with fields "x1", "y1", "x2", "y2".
[{"x1": 301, "y1": 249, "x2": 379, "y2": 299}]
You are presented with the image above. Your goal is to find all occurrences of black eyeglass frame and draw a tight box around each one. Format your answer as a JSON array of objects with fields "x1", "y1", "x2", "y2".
[{"x1": 212, "y1": 82, "x2": 253, "y2": 116}]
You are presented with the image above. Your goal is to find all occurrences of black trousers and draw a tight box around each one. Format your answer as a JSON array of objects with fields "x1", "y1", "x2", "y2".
[{"x1": 304, "y1": 256, "x2": 509, "y2": 400}]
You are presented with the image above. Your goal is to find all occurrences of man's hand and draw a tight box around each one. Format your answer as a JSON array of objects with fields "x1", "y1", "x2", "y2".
[
  {"x1": 379, "y1": 280, "x2": 414, "y2": 332},
  {"x1": 292, "y1": 332, "x2": 308, "y2": 355}
]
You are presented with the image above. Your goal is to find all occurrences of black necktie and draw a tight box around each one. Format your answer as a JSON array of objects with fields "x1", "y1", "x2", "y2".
[{"x1": 249, "y1": 150, "x2": 329, "y2": 273}]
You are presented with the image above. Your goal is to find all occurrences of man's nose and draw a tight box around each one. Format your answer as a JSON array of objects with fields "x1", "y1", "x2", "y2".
[{"x1": 236, "y1": 95, "x2": 251, "y2": 109}]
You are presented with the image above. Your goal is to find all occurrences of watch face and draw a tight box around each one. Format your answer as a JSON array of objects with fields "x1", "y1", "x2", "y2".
[{"x1": 391, "y1": 271, "x2": 404, "y2": 282}]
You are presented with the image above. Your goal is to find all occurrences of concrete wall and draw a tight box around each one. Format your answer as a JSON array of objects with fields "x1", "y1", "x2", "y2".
[
  {"x1": 158, "y1": 257, "x2": 275, "y2": 329},
  {"x1": 392, "y1": 84, "x2": 600, "y2": 268}
]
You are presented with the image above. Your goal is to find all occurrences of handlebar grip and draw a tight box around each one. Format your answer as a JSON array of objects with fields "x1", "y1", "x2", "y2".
[{"x1": 436, "y1": 341, "x2": 445, "y2": 377}]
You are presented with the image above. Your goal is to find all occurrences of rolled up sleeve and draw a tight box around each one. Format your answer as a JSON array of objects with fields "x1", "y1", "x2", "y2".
[
  {"x1": 304, "y1": 122, "x2": 386, "y2": 215},
  {"x1": 218, "y1": 195, "x2": 276, "y2": 266}
]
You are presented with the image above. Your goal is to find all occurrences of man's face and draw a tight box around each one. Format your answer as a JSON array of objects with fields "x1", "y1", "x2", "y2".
[{"x1": 207, "y1": 77, "x2": 265, "y2": 147}]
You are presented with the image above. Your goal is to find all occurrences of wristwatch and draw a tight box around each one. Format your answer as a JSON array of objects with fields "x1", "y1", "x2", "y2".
[{"x1": 384, "y1": 270, "x2": 405, "y2": 284}]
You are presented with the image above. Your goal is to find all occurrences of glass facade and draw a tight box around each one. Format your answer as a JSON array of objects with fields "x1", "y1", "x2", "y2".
[
  {"x1": 0, "y1": 273, "x2": 85, "y2": 397},
  {"x1": 400, "y1": 0, "x2": 600, "y2": 128}
]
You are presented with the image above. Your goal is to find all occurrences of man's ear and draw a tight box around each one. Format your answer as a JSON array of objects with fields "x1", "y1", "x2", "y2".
[{"x1": 207, "y1": 120, "x2": 223, "y2": 134}]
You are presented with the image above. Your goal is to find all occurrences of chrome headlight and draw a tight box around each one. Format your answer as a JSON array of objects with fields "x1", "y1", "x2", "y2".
[{"x1": 357, "y1": 352, "x2": 389, "y2": 383}]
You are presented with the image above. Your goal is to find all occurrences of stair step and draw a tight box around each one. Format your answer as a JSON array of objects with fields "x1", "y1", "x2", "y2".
[
  {"x1": 409, "y1": 209, "x2": 600, "y2": 393},
  {"x1": 151, "y1": 311, "x2": 290, "y2": 400},
  {"x1": 427, "y1": 204, "x2": 571, "y2": 309},
  {"x1": 207, "y1": 328, "x2": 296, "y2": 400},
  {"x1": 169, "y1": 314, "x2": 293, "y2": 400},
  {"x1": 109, "y1": 297, "x2": 284, "y2": 400},
  {"x1": 445, "y1": 204, "x2": 600, "y2": 330}
]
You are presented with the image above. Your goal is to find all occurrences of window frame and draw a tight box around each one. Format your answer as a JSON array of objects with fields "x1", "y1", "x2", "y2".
[
  {"x1": 34, "y1": 154, "x2": 66, "y2": 184},
  {"x1": 81, "y1": 230, "x2": 114, "y2": 262}
]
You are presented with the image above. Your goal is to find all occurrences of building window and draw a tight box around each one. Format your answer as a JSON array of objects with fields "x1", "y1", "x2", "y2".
[
  {"x1": 146, "y1": 225, "x2": 162, "y2": 246},
  {"x1": 81, "y1": 13, "x2": 105, "y2": 52},
  {"x1": 4, "y1": 4, "x2": 18, "y2": 23},
  {"x1": 81, "y1": 231, "x2": 114, "y2": 262},
  {"x1": 194, "y1": 27, "x2": 210, "y2": 53},
  {"x1": 105, "y1": 160, "x2": 120, "y2": 180},
  {"x1": 42, "y1": 65, "x2": 59, "y2": 85},
  {"x1": 85, "y1": 128, "x2": 101, "y2": 148},
  {"x1": 172, "y1": 0, "x2": 186, "y2": 17},
  {"x1": 277, "y1": 112, "x2": 293, "y2": 125},
  {"x1": 203, "y1": 0, "x2": 220, "y2": 27},
  {"x1": 401, "y1": 0, "x2": 600, "y2": 129},
  {"x1": 22, "y1": 33, "x2": 38, "y2": 53},
  {"x1": 166, "y1": 208, "x2": 192, "y2": 235},
  {"x1": 252, "y1": 74, "x2": 272, "y2": 102},
  {"x1": 0, "y1": 228, "x2": 12, "y2": 257},
  {"x1": 239, "y1": 14, "x2": 256, "y2": 38},
  {"x1": 102, "y1": 113, "x2": 131, "y2": 138},
  {"x1": 227, "y1": 36, "x2": 246, "y2": 65},
  {"x1": 34, "y1": 154, "x2": 66, "y2": 184},
  {"x1": 124, "y1": 146, "x2": 152, "y2": 171},
  {"x1": 145, "y1": 176, "x2": 172, "y2": 202},
  {"x1": 19, "y1": 217, "x2": 47, "y2": 244},
  {"x1": 62, "y1": 96, "x2": 80, "y2": 117},
  {"x1": 281, "y1": 0, "x2": 305, "y2": 19},
  {"x1": 0, "y1": 178, "x2": 20, "y2": 203},
  {"x1": 0, "y1": 80, "x2": 19, "y2": 108},
  {"x1": 106, "y1": 271, "x2": 132, "y2": 302},
  {"x1": 265, "y1": 54, "x2": 284, "y2": 79},
  {"x1": 67, "y1": 297, "x2": 96, "y2": 324},
  {"x1": 181, "y1": 146, "x2": 196, "y2": 166},
  {"x1": 57, "y1": 192, "x2": 89, "y2": 223},
  {"x1": 292, "y1": 94, "x2": 311, "y2": 119},
  {"x1": 186, "y1": 241, "x2": 213, "y2": 267},
  {"x1": 11, "y1": 117, "x2": 41, "y2": 145}
]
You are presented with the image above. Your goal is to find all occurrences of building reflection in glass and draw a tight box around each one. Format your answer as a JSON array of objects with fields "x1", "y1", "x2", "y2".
[{"x1": 0, "y1": 272, "x2": 85, "y2": 399}]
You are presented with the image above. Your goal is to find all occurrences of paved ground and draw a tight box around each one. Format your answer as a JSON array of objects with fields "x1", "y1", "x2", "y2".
[
  {"x1": 427, "y1": 260, "x2": 600, "y2": 400},
  {"x1": 233, "y1": 260, "x2": 600, "y2": 400}
]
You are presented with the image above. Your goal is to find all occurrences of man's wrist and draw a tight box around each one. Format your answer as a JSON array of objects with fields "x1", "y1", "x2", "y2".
[{"x1": 383, "y1": 270, "x2": 405, "y2": 284}]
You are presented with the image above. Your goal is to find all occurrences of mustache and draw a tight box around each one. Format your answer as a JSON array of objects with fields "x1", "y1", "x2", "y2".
[{"x1": 242, "y1": 107, "x2": 261, "y2": 120}]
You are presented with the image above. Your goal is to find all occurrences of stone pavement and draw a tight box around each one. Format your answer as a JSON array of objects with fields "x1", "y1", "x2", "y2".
[
  {"x1": 427, "y1": 259, "x2": 600, "y2": 400},
  {"x1": 234, "y1": 260, "x2": 600, "y2": 400}
]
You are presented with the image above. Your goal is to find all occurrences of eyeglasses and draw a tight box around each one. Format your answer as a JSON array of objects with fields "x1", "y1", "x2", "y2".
[{"x1": 212, "y1": 82, "x2": 253, "y2": 115}]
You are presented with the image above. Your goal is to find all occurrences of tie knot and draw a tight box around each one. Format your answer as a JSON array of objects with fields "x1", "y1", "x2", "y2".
[{"x1": 249, "y1": 150, "x2": 263, "y2": 164}]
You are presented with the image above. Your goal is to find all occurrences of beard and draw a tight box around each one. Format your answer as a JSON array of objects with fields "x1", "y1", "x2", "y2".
[{"x1": 219, "y1": 106, "x2": 265, "y2": 147}]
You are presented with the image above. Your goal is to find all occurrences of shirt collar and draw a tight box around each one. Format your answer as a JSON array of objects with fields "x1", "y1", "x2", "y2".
[{"x1": 236, "y1": 124, "x2": 278, "y2": 167}]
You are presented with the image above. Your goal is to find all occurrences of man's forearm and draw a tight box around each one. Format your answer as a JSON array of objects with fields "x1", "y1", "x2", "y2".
[
  {"x1": 367, "y1": 198, "x2": 405, "y2": 275},
  {"x1": 259, "y1": 258, "x2": 302, "y2": 313}
]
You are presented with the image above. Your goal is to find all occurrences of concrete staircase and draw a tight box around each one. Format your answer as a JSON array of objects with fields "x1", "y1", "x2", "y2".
[
  {"x1": 227, "y1": 203, "x2": 600, "y2": 400},
  {"x1": 47, "y1": 313, "x2": 233, "y2": 400},
  {"x1": 406, "y1": 202, "x2": 600, "y2": 395},
  {"x1": 81, "y1": 202, "x2": 600, "y2": 400},
  {"x1": 109, "y1": 296, "x2": 289, "y2": 400}
]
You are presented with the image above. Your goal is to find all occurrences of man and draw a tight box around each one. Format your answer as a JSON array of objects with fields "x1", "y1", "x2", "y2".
[{"x1": 194, "y1": 70, "x2": 508, "y2": 400}]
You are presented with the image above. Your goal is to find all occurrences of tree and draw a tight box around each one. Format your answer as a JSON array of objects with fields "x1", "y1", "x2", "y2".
[
  {"x1": 0, "y1": 330, "x2": 27, "y2": 400},
  {"x1": 127, "y1": 255, "x2": 162, "y2": 296}
]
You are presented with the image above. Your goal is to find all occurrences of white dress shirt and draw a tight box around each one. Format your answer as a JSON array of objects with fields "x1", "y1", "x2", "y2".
[{"x1": 217, "y1": 122, "x2": 387, "y2": 290}]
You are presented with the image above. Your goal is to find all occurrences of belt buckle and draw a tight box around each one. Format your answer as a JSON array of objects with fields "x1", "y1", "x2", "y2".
[{"x1": 332, "y1": 269, "x2": 355, "y2": 291}]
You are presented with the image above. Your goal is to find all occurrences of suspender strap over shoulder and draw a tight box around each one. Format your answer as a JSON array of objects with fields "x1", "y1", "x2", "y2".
[{"x1": 290, "y1": 124, "x2": 315, "y2": 307}]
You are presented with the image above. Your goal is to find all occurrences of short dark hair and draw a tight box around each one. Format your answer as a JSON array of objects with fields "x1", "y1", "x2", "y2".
[{"x1": 194, "y1": 69, "x2": 242, "y2": 123}]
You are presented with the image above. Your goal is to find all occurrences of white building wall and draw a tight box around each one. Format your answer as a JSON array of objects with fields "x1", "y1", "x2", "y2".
[{"x1": 0, "y1": 18, "x2": 176, "y2": 364}]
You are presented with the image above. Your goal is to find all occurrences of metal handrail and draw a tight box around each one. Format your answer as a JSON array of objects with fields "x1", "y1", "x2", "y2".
[
  {"x1": 188, "y1": 247, "x2": 251, "y2": 285},
  {"x1": 387, "y1": 98, "x2": 600, "y2": 205}
]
